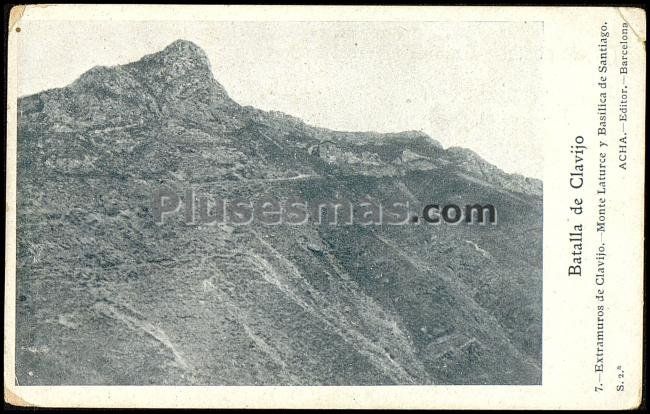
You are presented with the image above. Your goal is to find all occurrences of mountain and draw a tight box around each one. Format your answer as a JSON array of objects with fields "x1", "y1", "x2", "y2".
[{"x1": 15, "y1": 39, "x2": 542, "y2": 385}]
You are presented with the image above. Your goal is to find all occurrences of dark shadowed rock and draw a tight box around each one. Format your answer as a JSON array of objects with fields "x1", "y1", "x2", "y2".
[{"x1": 16, "y1": 40, "x2": 542, "y2": 386}]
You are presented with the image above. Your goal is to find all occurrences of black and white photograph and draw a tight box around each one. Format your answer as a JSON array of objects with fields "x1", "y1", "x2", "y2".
[
  {"x1": 14, "y1": 19, "x2": 544, "y2": 387},
  {"x1": 4, "y1": 5, "x2": 644, "y2": 410}
]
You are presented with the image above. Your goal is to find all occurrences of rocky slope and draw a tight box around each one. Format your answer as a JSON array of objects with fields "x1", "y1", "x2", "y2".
[{"x1": 15, "y1": 40, "x2": 542, "y2": 385}]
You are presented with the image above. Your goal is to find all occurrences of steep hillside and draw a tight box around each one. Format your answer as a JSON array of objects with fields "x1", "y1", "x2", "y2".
[{"x1": 15, "y1": 40, "x2": 542, "y2": 385}]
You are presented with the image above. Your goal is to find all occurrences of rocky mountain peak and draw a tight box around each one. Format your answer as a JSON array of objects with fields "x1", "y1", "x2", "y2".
[
  {"x1": 19, "y1": 40, "x2": 237, "y2": 131},
  {"x1": 128, "y1": 39, "x2": 213, "y2": 76},
  {"x1": 16, "y1": 39, "x2": 543, "y2": 386},
  {"x1": 161, "y1": 39, "x2": 209, "y2": 59},
  {"x1": 122, "y1": 39, "x2": 234, "y2": 106}
]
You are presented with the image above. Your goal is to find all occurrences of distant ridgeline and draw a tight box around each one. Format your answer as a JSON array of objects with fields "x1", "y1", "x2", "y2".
[{"x1": 16, "y1": 40, "x2": 543, "y2": 386}]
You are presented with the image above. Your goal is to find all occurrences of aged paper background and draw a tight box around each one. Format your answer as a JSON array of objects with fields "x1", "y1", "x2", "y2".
[{"x1": 5, "y1": 5, "x2": 645, "y2": 409}]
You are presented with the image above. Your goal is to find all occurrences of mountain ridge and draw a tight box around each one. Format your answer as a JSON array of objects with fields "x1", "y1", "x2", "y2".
[
  {"x1": 19, "y1": 39, "x2": 541, "y2": 196},
  {"x1": 15, "y1": 39, "x2": 543, "y2": 385}
]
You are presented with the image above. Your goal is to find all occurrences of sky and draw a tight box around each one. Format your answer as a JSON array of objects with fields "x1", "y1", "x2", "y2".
[{"x1": 16, "y1": 20, "x2": 543, "y2": 178}]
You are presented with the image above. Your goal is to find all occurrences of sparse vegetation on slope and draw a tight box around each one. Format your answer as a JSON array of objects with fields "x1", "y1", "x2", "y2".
[{"x1": 16, "y1": 40, "x2": 542, "y2": 385}]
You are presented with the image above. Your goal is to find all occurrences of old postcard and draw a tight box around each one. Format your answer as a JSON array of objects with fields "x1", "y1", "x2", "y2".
[{"x1": 4, "y1": 4, "x2": 645, "y2": 409}]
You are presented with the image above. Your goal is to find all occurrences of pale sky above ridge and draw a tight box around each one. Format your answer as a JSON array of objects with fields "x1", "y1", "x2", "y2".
[{"x1": 16, "y1": 20, "x2": 543, "y2": 179}]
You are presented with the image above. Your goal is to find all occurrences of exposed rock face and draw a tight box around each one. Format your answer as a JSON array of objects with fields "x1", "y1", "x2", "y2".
[{"x1": 16, "y1": 40, "x2": 542, "y2": 385}]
